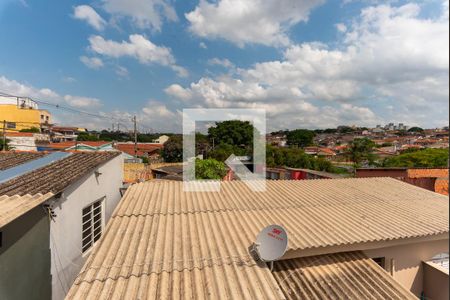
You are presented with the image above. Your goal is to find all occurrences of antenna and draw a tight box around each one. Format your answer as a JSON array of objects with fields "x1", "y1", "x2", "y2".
[{"x1": 254, "y1": 224, "x2": 288, "y2": 270}]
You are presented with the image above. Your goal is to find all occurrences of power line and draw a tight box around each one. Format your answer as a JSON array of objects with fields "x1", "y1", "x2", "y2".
[{"x1": 0, "y1": 90, "x2": 133, "y2": 124}]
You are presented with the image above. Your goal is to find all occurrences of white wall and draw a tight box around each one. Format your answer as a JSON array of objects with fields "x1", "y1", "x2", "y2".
[{"x1": 47, "y1": 155, "x2": 123, "y2": 300}]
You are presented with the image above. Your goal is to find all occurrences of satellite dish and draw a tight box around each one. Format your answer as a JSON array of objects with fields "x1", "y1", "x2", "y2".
[{"x1": 255, "y1": 224, "x2": 288, "y2": 262}]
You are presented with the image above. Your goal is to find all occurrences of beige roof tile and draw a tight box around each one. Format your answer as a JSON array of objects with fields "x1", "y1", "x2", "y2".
[
  {"x1": 273, "y1": 251, "x2": 417, "y2": 300},
  {"x1": 0, "y1": 192, "x2": 54, "y2": 228},
  {"x1": 67, "y1": 178, "x2": 448, "y2": 299}
]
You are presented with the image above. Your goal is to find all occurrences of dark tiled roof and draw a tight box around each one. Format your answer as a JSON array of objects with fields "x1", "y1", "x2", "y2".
[
  {"x1": 0, "y1": 152, "x2": 47, "y2": 171},
  {"x1": 0, "y1": 152, "x2": 120, "y2": 196}
]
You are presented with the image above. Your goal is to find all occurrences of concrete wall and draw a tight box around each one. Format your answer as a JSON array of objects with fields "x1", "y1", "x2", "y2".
[
  {"x1": 0, "y1": 207, "x2": 51, "y2": 300},
  {"x1": 364, "y1": 239, "x2": 449, "y2": 297},
  {"x1": 47, "y1": 155, "x2": 123, "y2": 300},
  {"x1": 423, "y1": 261, "x2": 449, "y2": 300}
]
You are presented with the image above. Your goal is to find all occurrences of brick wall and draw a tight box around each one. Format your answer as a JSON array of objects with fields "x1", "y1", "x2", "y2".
[
  {"x1": 435, "y1": 178, "x2": 449, "y2": 196},
  {"x1": 407, "y1": 169, "x2": 449, "y2": 178}
]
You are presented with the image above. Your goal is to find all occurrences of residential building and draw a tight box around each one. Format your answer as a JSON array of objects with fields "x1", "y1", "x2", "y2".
[
  {"x1": 67, "y1": 178, "x2": 448, "y2": 299},
  {"x1": 4, "y1": 132, "x2": 50, "y2": 151},
  {"x1": 48, "y1": 141, "x2": 114, "y2": 152},
  {"x1": 0, "y1": 151, "x2": 123, "y2": 300},
  {"x1": 152, "y1": 135, "x2": 169, "y2": 144},
  {"x1": 51, "y1": 127, "x2": 87, "y2": 142},
  {"x1": 114, "y1": 142, "x2": 163, "y2": 162},
  {"x1": 0, "y1": 96, "x2": 51, "y2": 132}
]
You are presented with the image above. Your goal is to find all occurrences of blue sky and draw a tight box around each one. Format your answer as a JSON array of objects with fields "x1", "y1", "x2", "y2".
[{"x1": 0, "y1": 0, "x2": 448, "y2": 132}]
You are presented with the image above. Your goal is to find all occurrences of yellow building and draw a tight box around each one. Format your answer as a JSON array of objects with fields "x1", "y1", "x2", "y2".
[{"x1": 0, "y1": 96, "x2": 51, "y2": 132}]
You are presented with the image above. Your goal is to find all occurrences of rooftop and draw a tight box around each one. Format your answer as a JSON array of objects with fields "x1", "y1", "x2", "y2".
[
  {"x1": 273, "y1": 251, "x2": 416, "y2": 300},
  {"x1": 0, "y1": 193, "x2": 54, "y2": 228},
  {"x1": 67, "y1": 178, "x2": 448, "y2": 299},
  {"x1": 114, "y1": 143, "x2": 163, "y2": 157},
  {"x1": 0, "y1": 152, "x2": 47, "y2": 171},
  {"x1": 0, "y1": 151, "x2": 120, "y2": 196}
]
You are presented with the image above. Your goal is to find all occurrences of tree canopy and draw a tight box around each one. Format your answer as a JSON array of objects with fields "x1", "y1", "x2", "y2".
[
  {"x1": 408, "y1": 127, "x2": 424, "y2": 133},
  {"x1": 383, "y1": 148, "x2": 449, "y2": 168},
  {"x1": 195, "y1": 159, "x2": 227, "y2": 179},
  {"x1": 346, "y1": 138, "x2": 376, "y2": 166},
  {"x1": 286, "y1": 129, "x2": 315, "y2": 148},
  {"x1": 208, "y1": 120, "x2": 255, "y2": 147},
  {"x1": 266, "y1": 145, "x2": 339, "y2": 173},
  {"x1": 161, "y1": 136, "x2": 183, "y2": 162}
]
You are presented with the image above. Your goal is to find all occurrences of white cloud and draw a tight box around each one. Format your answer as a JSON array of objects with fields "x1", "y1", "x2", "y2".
[
  {"x1": 88, "y1": 34, "x2": 187, "y2": 76},
  {"x1": 168, "y1": 2, "x2": 449, "y2": 129},
  {"x1": 199, "y1": 42, "x2": 208, "y2": 49},
  {"x1": 208, "y1": 58, "x2": 235, "y2": 68},
  {"x1": 115, "y1": 65, "x2": 129, "y2": 77},
  {"x1": 102, "y1": 0, "x2": 177, "y2": 31},
  {"x1": 186, "y1": 0, "x2": 325, "y2": 47},
  {"x1": 73, "y1": 5, "x2": 107, "y2": 31},
  {"x1": 164, "y1": 84, "x2": 192, "y2": 101},
  {"x1": 64, "y1": 95, "x2": 102, "y2": 108},
  {"x1": 0, "y1": 75, "x2": 103, "y2": 110},
  {"x1": 336, "y1": 23, "x2": 347, "y2": 32},
  {"x1": 80, "y1": 56, "x2": 104, "y2": 69},
  {"x1": 62, "y1": 76, "x2": 76, "y2": 83}
]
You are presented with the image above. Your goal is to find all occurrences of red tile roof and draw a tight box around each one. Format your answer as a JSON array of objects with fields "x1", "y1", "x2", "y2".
[
  {"x1": 4, "y1": 132, "x2": 34, "y2": 137},
  {"x1": 115, "y1": 143, "x2": 163, "y2": 156},
  {"x1": 49, "y1": 141, "x2": 111, "y2": 149}
]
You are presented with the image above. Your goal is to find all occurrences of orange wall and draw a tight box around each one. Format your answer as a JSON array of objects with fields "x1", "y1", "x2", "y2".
[{"x1": 407, "y1": 168, "x2": 449, "y2": 178}]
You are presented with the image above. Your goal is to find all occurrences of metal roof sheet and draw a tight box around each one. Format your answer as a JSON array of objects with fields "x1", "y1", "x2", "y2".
[
  {"x1": 67, "y1": 178, "x2": 448, "y2": 299},
  {"x1": 0, "y1": 192, "x2": 54, "y2": 228},
  {"x1": 272, "y1": 251, "x2": 417, "y2": 300}
]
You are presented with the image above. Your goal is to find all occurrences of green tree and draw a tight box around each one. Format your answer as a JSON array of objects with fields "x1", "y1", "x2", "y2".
[
  {"x1": 162, "y1": 136, "x2": 183, "y2": 162},
  {"x1": 286, "y1": 129, "x2": 315, "y2": 148},
  {"x1": 77, "y1": 132, "x2": 100, "y2": 141},
  {"x1": 408, "y1": 127, "x2": 424, "y2": 133},
  {"x1": 195, "y1": 159, "x2": 227, "y2": 179},
  {"x1": 346, "y1": 138, "x2": 376, "y2": 166},
  {"x1": 208, "y1": 143, "x2": 247, "y2": 162},
  {"x1": 208, "y1": 120, "x2": 255, "y2": 148},
  {"x1": 19, "y1": 127, "x2": 40, "y2": 133},
  {"x1": 0, "y1": 138, "x2": 10, "y2": 151},
  {"x1": 383, "y1": 148, "x2": 449, "y2": 168}
]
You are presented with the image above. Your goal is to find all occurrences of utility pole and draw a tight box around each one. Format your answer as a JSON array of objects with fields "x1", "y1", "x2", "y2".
[
  {"x1": 117, "y1": 122, "x2": 120, "y2": 132},
  {"x1": 2, "y1": 120, "x2": 6, "y2": 152},
  {"x1": 133, "y1": 116, "x2": 137, "y2": 157},
  {"x1": 112, "y1": 123, "x2": 115, "y2": 132}
]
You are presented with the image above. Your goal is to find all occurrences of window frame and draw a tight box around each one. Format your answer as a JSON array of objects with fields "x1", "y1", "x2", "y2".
[{"x1": 81, "y1": 198, "x2": 105, "y2": 255}]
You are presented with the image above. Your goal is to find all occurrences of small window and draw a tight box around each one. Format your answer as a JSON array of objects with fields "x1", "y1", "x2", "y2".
[
  {"x1": 82, "y1": 199, "x2": 103, "y2": 253},
  {"x1": 372, "y1": 257, "x2": 385, "y2": 269},
  {"x1": 6, "y1": 122, "x2": 16, "y2": 129}
]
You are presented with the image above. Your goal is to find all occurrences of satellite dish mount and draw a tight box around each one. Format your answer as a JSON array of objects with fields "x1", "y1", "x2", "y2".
[{"x1": 254, "y1": 224, "x2": 288, "y2": 271}]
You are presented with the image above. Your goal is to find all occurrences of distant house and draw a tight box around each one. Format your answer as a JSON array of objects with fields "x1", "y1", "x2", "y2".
[
  {"x1": 303, "y1": 146, "x2": 336, "y2": 159},
  {"x1": 48, "y1": 141, "x2": 114, "y2": 151},
  {"x1": 152, "y1": 135, "x2": 169, "y2": 144},
  {"x1": 51, "y1": 127, "x2": 87, "y2": 142},
  {"x1": 0, "y1": 151, "x2": 123, "y2": 300},
  {"x1": 67, "y1": 178, "x2": 448, "y2": 299},
  {"x1": 4, "y1": 132, "x2": 50, "y2": 151},
  {"x1": 114, "y1": 143, "x2": 163, "y2": 162}
]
